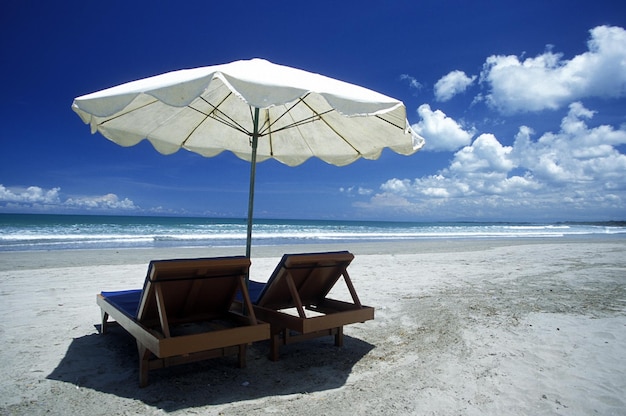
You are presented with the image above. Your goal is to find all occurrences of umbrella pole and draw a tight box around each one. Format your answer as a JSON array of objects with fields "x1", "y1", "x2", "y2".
[{"x1": 245, "y1": 107, "x2": 261, "y2": 263}]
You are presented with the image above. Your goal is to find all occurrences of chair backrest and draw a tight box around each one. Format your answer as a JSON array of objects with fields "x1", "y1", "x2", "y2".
[
  {"x1": 136, "y1": 256, "x2": 250, "y2": 322},
  {"x1": 256, "y1": 251, "x2": 354, "y2": 310}
]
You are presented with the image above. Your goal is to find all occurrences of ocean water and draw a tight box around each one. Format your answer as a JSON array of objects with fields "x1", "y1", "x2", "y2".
[{"x1": 0, "y1": 213, "x2": 624, "y2": 252}]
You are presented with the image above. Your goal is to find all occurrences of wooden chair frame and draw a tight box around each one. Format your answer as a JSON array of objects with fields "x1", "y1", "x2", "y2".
[
  {"x1": 97, "y1": 256, "x2": 270, "y2": 387},
  {"x1": 243, "y1": 251, "x2": 374, "y2": 361}
]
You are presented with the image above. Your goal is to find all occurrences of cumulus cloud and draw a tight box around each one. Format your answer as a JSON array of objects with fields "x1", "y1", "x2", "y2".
[
  {"x1": 480, "y1": 25, "x2": 626, "y2": 113},
  {"x1": 0, "y1": 185, "x2": 61, "y2": 205},
  {"x1": 450, "y1": 134, "x2": 515, "y2": 173},
  {"x1": 511, "y1": 102, "x2": 626, "y2": 183},
  {"x1": 359, "y1": 102, "x2": 626, "y2": 220},
  {"x1": 65, "y1": 193, "x2": 138, "y2": 210},
  {"x1": 0, "y1": 185, "x2": 138, "y2": 212},
  {"x1": 434, "y1": 70, "x2": 477, "y2": 101},
  {"x1": 412, "y1": 104, "x2": 475, "y2": 151}
]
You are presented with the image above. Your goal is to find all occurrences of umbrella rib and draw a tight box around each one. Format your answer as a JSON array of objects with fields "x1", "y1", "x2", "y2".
[
  {"x1": 258, "y1": 96, "x2": 333, "y2": 136},
  {"x1": 258, "y1": 96, "x2": 305, "y2": 135},
  {"x1": 375, "y1": 114, "x2": 404, "y2": 131},
  {"x1": 188, "y1": 95, "x2": 252, "y2": 136},
  {"x1": 97, "y1": 98, "x2": 159, "y2": 127},
  {"x1": 262, "y1": 111, "x2": 333, "y2": 135},
  {"x1": 264, "y1": 109, "x2": 274, "y2": 155},
  {"x1": 298, "y1": 98, "x2": 361, "y2": 155}
]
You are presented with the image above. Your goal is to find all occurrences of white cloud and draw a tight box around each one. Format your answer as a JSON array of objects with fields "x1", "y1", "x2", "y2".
[
  {"x1": 400, "y1": 74, "x2": 423, "y2": 91},
  {"x1": 65, "y1": 193, "x2": 138, "y2": 210},
  {"x1": 450, "y1": 134, "x2": 515, "y2": 173},
  {"x1": 379, "y1": 178, "x2": 413, "y2": 197},
  {"x1": 480, "y1": 25, "x2": 626, "y2": 113},
  {"x1": 0, "y1": 185, "x2": 138, "y2": 212},
  {"x1": 0, "y1": 185, "x2": 61, "y2": 204},
  {"x1": 340, "y1": 186, "x2": 374, "y2": 196},
  {"x1": 412, "y1": 104, "x2": 475, "y2": 151},
  {"x1": 359, "y1": 102, "x2": 626, "y2": 220},
  {"x1": 511, "y1": 102, "x2": 626, "y2": 183},
  {"x1": 434, "y1": 70, "x2": 477, "y2": 101}
]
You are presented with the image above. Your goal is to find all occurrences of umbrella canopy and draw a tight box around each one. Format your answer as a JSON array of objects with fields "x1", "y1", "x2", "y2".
[{"x1": 72, "y1": 58, "x2": 425, "y2": 258}]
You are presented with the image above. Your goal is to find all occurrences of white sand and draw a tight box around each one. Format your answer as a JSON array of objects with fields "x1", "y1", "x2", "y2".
[{"x1": 1, "y1": 238, "x2": 625, "y2": 415}]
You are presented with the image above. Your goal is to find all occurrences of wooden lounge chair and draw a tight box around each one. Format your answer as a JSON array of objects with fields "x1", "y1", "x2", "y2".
[
  {"x1": 243, "y1": 251, "x2": 374, "y2": 361},
  {"x1": 97, "y1": 256, "x2": 270, "y2": 387}
]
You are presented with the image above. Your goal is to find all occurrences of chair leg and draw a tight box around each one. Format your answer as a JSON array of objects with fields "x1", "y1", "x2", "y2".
[
  {"x1": 238, "y1": 344, "x2": 247, "y2": 368},
  {"x1": 269, "y1": 330, "x2": 282, "y2": 361},
  {"x1": 334, "y1": 326, "x2": 344, "y2": 347},
  {"x1": 137, "y1": 342, "x2": 151, "y2": 388},
  {"x1": 100, "y1": 310, "x2": 109, "y2": 334}
]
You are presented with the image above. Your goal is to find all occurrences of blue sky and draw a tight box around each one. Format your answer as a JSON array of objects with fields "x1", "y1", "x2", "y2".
[{"x1": 1, "y1": 0, "x2": 626, "y2": 222}]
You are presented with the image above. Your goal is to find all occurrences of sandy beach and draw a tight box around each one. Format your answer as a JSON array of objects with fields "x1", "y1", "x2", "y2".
[{"x1": 1, "y1": 237, "x2": 625, "y2": 415}]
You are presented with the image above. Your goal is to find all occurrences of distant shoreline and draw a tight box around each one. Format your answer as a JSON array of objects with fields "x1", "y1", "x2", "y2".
[
  {"x1": 1, "y1": 211, "x2": 625, "y2": 226},
  {"x1": 2, "y1": 235, "x2": 624, "y2": 272}
]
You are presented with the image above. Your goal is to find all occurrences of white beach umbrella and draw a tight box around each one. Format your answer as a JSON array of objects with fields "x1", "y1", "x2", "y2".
[{"x1": 72, "y1": 58, "x2": 424, "y2": 264}]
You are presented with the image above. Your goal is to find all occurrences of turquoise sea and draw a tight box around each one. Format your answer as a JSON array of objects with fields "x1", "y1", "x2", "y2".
[{"x1": 0, "y1": 213, "x2": 625, "y2": 252}]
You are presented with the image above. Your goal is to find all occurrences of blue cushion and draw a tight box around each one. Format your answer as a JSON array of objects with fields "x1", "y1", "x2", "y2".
[
  {"x1": 101, "y1": 289, "x2": 142, "y2": 317},
  {"x1": 247, "y1": 281, "x2": 266, "y2": 303},
  {"x1": 234, "y1": 280, "x2": 266, "y2": 303}
]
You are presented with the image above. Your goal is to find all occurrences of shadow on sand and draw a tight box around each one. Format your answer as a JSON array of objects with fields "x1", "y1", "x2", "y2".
[{"x1": 47, "y1": 326, "x2": 374, "y2": 412}]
